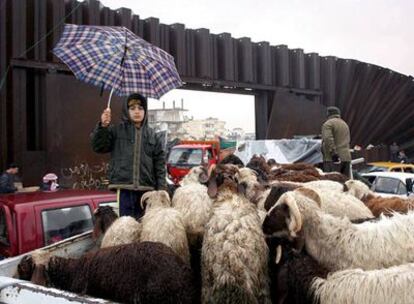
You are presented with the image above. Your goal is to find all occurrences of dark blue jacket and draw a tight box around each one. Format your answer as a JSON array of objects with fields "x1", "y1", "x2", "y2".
[{"x1": 0, "y1": 172, "x2": 17, "y2": 194}]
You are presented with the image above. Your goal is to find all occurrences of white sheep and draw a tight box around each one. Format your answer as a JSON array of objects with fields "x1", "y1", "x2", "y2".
[
  {"x1": 140, "y1": 190, "x2": 190, "y2": 265},
  {"x1": 304, "y1": 186, "x2": 374, "y2": 220},
  {"x1": 172, "y1": 166, "x2": 212, "y2": 245},
  {"x1": 263, "y1": 190, "x2": 414, "y2": 271},
  {"x1": 92, "y1": 206, "x2": 141, "y2": 248},
  {"x1": 312, "y1": 263, "x2": 414, "y2": 304},
  {"x1": 100, "y1": 216, "x2": 141, "y2": 248},
  {"x1": 202, "y1": 164, "x2": 271, "y2": 304}
]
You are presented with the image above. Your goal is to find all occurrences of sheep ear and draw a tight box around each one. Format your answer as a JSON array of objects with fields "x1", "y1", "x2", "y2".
[
  {"x1": 207, "y1": 170, "x2": 218, "y2": 198},
  {"x1": 237, "y1": 182, "x2": 247, "y2": 195},
  {"x1": 295, "y1": 188, "x2": 322, "y2": 208},
  {"x1": 292, "y1": 230, "x2": 305, "y2": 252},
  {"x1": 31, "y1": 264, "x2": 48, "y2": 286},
  {"x1": 281, "y1": 193, "x2": 303, "y2": 236},
  {"x1": 207, "y1": 179, "x2": 218, "y2": 198},
  {"x1": 343, "y1": 182, "x2": 349, "y2": 192},
  {"x1": 92, "y1": 219, "x2": 102, "y2": 240},
  {"x1": 198, "y1": 170, "x2": 209, "y2": 184}
]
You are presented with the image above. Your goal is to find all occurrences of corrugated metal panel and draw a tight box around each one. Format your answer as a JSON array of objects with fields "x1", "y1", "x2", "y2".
[
  {"x1": 217, "y1": 33, "x2": 235, "y2": 81},
  {"x1": 238, "y1": 37, "x2": 253, "y2": 83},
  {"x1": 169, "y1": 23, "x2": 186, "y2": 75},
  {"x1": 290, "y1": 48, "x2": 306, "y2": 89},
  {"x1": 195, "y1": 28, "x2": 212, "y2": 79}
]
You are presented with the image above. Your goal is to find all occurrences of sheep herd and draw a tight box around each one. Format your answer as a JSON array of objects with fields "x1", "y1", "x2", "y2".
[{"x1": 16, "y1": 155, "x2": 414, "y2": 304}]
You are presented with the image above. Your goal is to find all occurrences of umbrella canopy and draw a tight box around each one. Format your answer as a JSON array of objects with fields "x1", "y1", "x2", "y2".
[{"x1": 53, "y1": 24, "x2": 182, "y2": 101}]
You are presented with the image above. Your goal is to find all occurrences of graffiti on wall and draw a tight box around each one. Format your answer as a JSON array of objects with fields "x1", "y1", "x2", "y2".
[{"x1": 60, "y1": 162, "x2": 109, "y2": 190}]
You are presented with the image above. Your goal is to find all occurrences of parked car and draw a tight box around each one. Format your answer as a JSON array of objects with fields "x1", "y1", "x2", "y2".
[
  {"x1": 0, "y1": 189, "x2": 116, "y2": 258},
  {"x1": 363, "y1": 162, "x2": 414, "y2": 173},
  {"x1": 361, "y1": 171, "x2": 414, "y2": 198}
]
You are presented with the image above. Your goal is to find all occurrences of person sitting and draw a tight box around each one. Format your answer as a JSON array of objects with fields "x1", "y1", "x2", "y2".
[{"x1": 0, "y1": 164, "x2": 19, "y2": 194}]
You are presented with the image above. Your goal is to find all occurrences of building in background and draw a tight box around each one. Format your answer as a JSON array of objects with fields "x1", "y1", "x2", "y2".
[
  {"x1": 147, "y1": 99, "x2": 190, "y2": 139},
  {"x1": 181, "y1": 117, "x2": 227, "y2": 140}
]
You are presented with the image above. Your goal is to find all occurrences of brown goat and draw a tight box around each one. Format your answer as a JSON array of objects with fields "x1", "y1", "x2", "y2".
[
  {"x1": 364, "y1": 194, "x2": 414, "y2": 217},
  {"x1": 320, "y1": 172, "x2": 349, "y2": 184}
]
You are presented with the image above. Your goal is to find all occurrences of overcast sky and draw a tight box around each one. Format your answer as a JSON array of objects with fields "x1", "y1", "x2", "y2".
[{"x1": 100, "y1": 0, "x2": 413, "y2": 133}]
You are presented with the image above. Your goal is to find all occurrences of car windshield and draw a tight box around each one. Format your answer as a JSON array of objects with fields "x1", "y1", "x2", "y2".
[{"x1": 168, "y1": 148, "x2": 203, "y2": 166}]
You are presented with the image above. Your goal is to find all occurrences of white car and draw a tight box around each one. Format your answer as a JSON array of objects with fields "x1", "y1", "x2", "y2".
[{"x1": 361, "y1": 171, "x2": 414, "y2": 198}]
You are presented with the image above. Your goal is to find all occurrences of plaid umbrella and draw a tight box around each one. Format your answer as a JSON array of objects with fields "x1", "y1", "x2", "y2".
[{"x1": 53, "y1": 24, "x2": 182, "y2": 106}]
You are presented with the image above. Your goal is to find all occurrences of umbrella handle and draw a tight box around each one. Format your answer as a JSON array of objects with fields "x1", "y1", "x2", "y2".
[{"x1": 107, "y1": 87, "x2": 115, "y2": 108}]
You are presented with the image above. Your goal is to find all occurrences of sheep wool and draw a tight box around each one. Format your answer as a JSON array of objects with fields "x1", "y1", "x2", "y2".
[
  {"x1": 23, "y1": 242, "x2": 195, "y2": 304},
  {"x1": 100, "y1": 216, "x2": 141, "y2": 248},
  {"x1": 202, "y1": 187, "x2": 271, "y2": 304},
  {"x1": 280, "y1": 192, "x2": 414, "y2": 271},
  {"x1": 140, "y1": 190, "x2": 190, "y2": 265},
  {"x1": 312, "y1": 263, "x2": 414, "y2": 304},
  {"x1": 172, "y1": 166, "x2": 212, "y2": 245}
]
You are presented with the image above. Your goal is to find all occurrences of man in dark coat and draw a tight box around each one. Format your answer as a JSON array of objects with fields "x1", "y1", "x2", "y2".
[
  {"x1": 0, "y1": 163, "x2": 19, "y2": 194},
  {"x1": 91, "y1": 93, "x2": 166, "y2": 219},
  {"x1": 321, "y1": 106, "x2": 352, "y2": 178}
]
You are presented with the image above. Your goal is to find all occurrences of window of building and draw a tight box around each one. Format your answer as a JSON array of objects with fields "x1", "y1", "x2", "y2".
[{"x1": 42, "y1": 205, "x2": 93, "y2": 246}]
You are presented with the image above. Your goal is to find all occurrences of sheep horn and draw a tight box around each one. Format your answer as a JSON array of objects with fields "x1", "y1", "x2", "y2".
[
  {"x1": 283, "y1": 192, "x2": 303, "y2": 235},
  {"x1": 140, "y1": 191, "x2": 153, "y2": 210},
  {"x1": 275, "y1": 245, "x2": 282, "y2": 264}
]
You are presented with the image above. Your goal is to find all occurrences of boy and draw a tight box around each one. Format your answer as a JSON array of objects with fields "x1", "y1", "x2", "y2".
[{"x1": 91, "y1": 93, "x2": 166, "y2": 218}]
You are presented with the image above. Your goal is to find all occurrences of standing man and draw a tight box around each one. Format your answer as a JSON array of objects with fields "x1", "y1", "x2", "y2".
[
  {"x1": 91, "y1": 93, "x2": 166, "y2": 219},
  {"x1": 321, "y1": 106, "x2": 352, "y2": 178},
  {"x1": 0, "y1": 163, "x2": 19, "y2": 194}
]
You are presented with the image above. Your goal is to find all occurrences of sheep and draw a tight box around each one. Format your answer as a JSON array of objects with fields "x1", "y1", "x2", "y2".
[
  {"x1": 312, "y1": 263, "x2": 414, "y2": 304},
  {"x1": 319, "y1": 172, "x2": 349, "y2": 184},
  {"x1": 140, "y1": 190, "x2": 190, "y2": 265},
  {"x1": 202, "y1": 164, "x2": 271, "y2": 304},
  {"x1": 269, "y1": 169, "x2": 319, "y2": 183},
  {"x1": 92, "y1": 206, "x2": 142, "y2": 248},
  {"x1": 246, "y1": 154, "x2": 271, "y2": 183},
  {"x1": 172, "y1": 166, "x2": 212, "y2": 245},
  {"x1": 304, "y1": 187, "x2": 374, "y2": 220},
  {"x1": 267, "y1": 238, "x2": 414, "y2": 304},
  {"x1": 263, "y1": 183, "x2": 373, "y2": 220},
  {"x1": 263, "y1": 191, "x2": 414, "y2": 271},
  {"x1": 345, "y1": 179, "x2": 414, "y2": 216},
  {"x1": 219, "y1": 153, "x2": 245, "y2": 167},
  {"x1": 17, "y1": 242, "x2": 195, "y2": 304},
  {"x1": 266, "y1": 238, "x2": 329, "y2": 304}
]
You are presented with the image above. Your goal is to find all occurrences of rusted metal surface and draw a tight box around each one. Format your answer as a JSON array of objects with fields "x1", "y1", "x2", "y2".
[{"x1": 1, "y1": 0, "x2": 414, "y2": 182}]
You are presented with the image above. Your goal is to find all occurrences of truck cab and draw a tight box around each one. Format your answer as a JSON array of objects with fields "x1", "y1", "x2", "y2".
[
  {"x1": 167, "y1": 141, "x2": 219, "y2": 184},
  {"x1": 0, "y1": 190, "x2": 116, "y2": 258}
]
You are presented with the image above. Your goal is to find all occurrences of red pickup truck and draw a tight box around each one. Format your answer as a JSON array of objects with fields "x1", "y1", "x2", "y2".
[{"x1": 0, "y1": 190, "x2": 116, "y2": 258}]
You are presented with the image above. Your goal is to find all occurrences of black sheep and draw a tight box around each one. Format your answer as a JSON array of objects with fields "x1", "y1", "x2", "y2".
[
  {"x1": 266, "y1": 237, "x2": 328, "y2": 304},
  {"x1": 18, "y1": 241, "x2": 196, "y2": 304}
]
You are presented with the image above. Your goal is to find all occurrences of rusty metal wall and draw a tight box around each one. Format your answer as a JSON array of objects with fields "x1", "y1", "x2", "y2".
[{"x1": 1, "y1": 0, "x2": 414, "y2": 184}]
